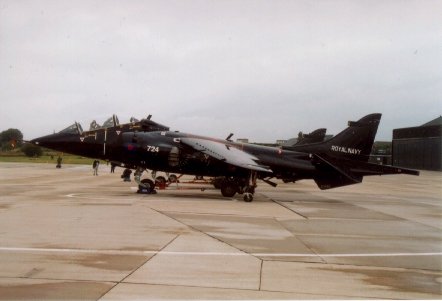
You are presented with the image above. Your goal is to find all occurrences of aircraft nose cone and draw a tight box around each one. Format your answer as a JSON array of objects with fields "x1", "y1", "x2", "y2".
[
  {"x1": 30, "y1": 135, "x2": 51, "y2": 147},
  {"x1": 30, "y1": 138, "x2": 41, "y2": 146},
  {"x1": 30, "y1": 133, "x2": 63, "y2": 149},
  {"x1": 30, "y1": 132, "x2": 82, "y2": 154}
]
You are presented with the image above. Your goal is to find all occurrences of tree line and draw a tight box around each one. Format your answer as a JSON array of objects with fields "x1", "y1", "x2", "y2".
[{"x1": 0, "y1": 128, "x2": 42, "y2": 157}]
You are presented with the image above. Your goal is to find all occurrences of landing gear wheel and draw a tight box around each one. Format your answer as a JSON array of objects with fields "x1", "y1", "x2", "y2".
[
  {"x1": 242, "y1": 172, "x2": 256, "y2": 202},
  {"x1": 138, "y1": 179, "x2": 156, "y2": 194},
  {"x1": 243, "y1": 193, "x2": 253, "y2": 202},
  {"x1": 221, "y1": 182, "x2": 237, "y2": 197},
  {"x1": 168, "y1": 174, "x2": 178, "y2": 183},
  {"x1": 155, "y1": 176, "x2": 166, "y2": 184},
  {"x1": 155, "y1": 176, "x2": 167, "y2": 189}
]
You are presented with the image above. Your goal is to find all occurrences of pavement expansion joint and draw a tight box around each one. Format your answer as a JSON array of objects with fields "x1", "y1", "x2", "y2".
[{"x1": 1, "y1": 163, "x2": 441, "y2": 299}]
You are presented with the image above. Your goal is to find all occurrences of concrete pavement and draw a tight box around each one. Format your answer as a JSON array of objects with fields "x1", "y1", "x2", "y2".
[{"x1": 0, "y1": 162, "x2": 441, "y2": 299}]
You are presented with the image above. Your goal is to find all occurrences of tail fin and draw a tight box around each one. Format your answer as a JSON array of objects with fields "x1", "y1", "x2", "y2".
[
  {"x1": 322, "y1": 113, "x2": 381, "y2": 162},
  {"x1": 295, "y1": 113, "x2": 418, "y2": 190},
  {"x1": 295, "y1": 113, "x2": 381, "y2": 162}
]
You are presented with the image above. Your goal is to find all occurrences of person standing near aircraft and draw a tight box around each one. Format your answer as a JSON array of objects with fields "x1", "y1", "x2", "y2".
[
  {"x1": 92, "y1": 160, "x2": 100, "y2": 176},
  {"x1": 56, "y1": 156, "x2": 62, "y2": 168},
  {"x1": 121, "y1": 168, "x2": 132, "y2": 181}
]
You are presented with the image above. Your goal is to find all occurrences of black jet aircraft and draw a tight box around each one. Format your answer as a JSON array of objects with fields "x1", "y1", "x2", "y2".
[
  {"x1": 31, "y1": 113, "x2": 419, "y2": 202},
  {"x1": 283, "y1": 128, "x2": 328, "y2": 149}
]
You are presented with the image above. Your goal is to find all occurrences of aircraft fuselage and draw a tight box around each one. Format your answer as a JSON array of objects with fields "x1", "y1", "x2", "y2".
[
  {"x1": 33, "y1": 128, "x2": 316, "y2": 181},
  {"x1": 31, "y1": 113, "x2": 419, "y2": 201}
]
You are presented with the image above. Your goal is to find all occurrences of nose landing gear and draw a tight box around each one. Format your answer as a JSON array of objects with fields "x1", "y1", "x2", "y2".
[{"x1": 134, "y1": 167, "x2": 156, "y2": 194}]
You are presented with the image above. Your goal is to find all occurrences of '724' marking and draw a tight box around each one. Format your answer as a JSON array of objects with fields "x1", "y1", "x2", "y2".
[{"x1": 146, "y1": 145, "x2": 160, "y2": 152}]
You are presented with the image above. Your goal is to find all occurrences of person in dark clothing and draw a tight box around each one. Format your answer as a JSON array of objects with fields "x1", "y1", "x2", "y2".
[
  {"x1": 56, "y1": 156, "x2": 62, "y2": 168},
  {"x1": 121, "y1": 168, "x2": 132, "y2": 181},
  {"x1": 92, "y1": 160, "x2": 100, "y2": 176}
]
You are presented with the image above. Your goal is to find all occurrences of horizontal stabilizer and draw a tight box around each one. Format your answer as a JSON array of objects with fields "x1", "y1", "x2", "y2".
[
  {"x1": 349, "y1": 161, "x2": 420, "y2": 176},
  {"x1": 313, "y1": 154, "x2": 419, "y2": 190}
]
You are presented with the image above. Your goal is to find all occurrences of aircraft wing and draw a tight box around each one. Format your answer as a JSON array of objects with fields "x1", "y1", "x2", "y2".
[{"x1": 180, "y1": 137, "x2": 272, "y2": 173}]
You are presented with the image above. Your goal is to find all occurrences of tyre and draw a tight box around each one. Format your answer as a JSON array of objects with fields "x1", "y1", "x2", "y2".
[
  {"x1": 155, "y1": 176, "x2": 166, "y2": 185},
  {"x1": 221, "y1": 182, "x2": 237, "y2": 197},
  {"x1": 168, "y1": 174, "x2": 178, "y2": 183},
  {"x1": 212, "y1": 177, "x2": 224, "y2": 189},
  {"x1": 243, "y1": 193, "x2": 253, "y2": 202},
  {"x1": 139, "y1": 179, "x2": 155, "y2": 193}
]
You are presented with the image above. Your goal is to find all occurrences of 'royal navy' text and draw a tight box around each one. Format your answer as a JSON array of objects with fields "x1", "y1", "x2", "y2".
[{"x1": 331, "y1": 145, "x2": 362, "y2": 155}]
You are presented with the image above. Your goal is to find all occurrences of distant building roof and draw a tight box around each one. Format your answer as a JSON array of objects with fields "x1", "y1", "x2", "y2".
[
  {"x1": 422, "y1": 116, "x2": 442, "y2": 127},
  {"x1": 393, "y1": 116, "x2": 442, "y2": 140},
  {"x1": 283, "y1": 138, "x2": 298, "y2": 146},
  {"x1": 276, "y1": 140, "x2": 288, "y2": 146},
  {"x1": 236, "y1": 138, "x2": 249, "y2": 143}
]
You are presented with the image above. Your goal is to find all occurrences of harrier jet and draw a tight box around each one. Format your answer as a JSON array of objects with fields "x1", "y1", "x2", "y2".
[
  {"x1": 31, "y1": 113, "x2": 418, "y2": 202},
  {"x1": 283, "y1": 128, "x2": 328, "y2": 149}
]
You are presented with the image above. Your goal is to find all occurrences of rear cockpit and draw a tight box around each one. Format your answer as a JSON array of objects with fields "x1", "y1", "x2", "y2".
[
  {"x1": 89, "y1": 115, "x2": 120, "y2": 131},
  {"x1": 59, "y1": 123, "x2": 83, "y2": 135},
  {"x1": 102, "y1": 115, "x2": 120, "y2": 128}
]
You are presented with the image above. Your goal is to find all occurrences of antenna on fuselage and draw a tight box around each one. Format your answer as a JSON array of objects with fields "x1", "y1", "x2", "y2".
[{"x1": 226, "y1": 133, "x2": 234, "y2": 141}]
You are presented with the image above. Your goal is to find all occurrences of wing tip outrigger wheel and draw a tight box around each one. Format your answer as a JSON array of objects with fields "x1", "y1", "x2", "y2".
[
  {"x1": 243, "y1": 171, "x2": 258, "y2": 202},
  {"x1": 243, "y1": 193, "x2": 253, "y2": 202}
]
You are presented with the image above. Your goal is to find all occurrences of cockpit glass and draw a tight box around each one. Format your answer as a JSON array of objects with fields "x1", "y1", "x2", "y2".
[
  {"x1": 102, "y1": 117, "x2": 114, "y2": 128},
  {"x1": 89, "y1": 120, "x2": 101, "y2": 130},
  {"x1": 102, "y1": 115, "x2": 119, "y2": 128},
  {"x1": 59, "y1": 123, "x2": 83, "y2": 134}
]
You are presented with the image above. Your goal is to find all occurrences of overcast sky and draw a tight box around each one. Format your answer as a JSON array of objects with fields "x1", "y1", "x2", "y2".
[{"x1": 1, "y1": 0, "x2": 441, "y2": 142}]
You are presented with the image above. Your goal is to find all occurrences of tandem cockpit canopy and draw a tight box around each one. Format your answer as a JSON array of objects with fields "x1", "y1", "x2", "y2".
[
  {"x1": 59, "y1": 115, "x2": 120, "y2": 134},
  {"x1": 60, "y1": 114, "x2": 169, "y2": 134}
]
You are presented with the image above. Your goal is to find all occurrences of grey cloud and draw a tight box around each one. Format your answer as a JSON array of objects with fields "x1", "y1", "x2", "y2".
[{"x1": 1, "y1": 0, "x2": 441, "y2": 141}]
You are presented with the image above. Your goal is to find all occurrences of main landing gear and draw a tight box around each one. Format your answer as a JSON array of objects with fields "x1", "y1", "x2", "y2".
[
  {"x1": 133, "y1": 168, "x2": 258, "y2": 202},
  {"x1": 218, "y1": 171, "x2": 258, "y2": 202}
]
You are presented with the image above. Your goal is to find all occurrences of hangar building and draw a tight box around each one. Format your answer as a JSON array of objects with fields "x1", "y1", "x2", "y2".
[{"x1": 392, "y1": 116, "x2": 442, "y2": 171}]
